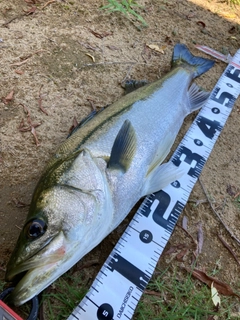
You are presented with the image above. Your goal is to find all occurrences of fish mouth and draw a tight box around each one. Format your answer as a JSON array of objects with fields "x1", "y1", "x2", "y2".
[
  {"x1": 6, "y1": 249, "x2": 66, "y2": 306},
  {"x1": 5, "y1": 237, "x2": 56, "y2": 282},
  {"x1": 8, "y1": 262, "x2": 57, "y2": 306},
  {"x1": 5, "y1": 232, "x2": 68, "y2": 306}
]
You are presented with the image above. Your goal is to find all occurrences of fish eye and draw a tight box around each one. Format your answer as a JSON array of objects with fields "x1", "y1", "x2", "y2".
[{"x1": 25, "y1": 219, "x2": 47, "y2": 239}]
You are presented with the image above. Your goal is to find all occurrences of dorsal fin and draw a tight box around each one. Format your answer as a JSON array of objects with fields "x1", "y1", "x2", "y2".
[{"x1": 67, "y1": 108, "x2": 105, "y2": 138}]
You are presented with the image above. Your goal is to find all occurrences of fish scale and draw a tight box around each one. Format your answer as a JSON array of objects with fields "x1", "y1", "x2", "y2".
[{"x1": 67, "y1": 49, "x2": 240, "y2": 320}]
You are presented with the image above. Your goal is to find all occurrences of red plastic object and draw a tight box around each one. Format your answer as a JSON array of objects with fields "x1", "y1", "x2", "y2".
[{"x1": 0, "y1": 300, "x2": 23, "y2": 320}]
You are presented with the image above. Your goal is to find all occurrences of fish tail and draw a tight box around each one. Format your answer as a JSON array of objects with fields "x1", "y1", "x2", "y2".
[{"x1": 172, "y1": 43, "x2": 214, "y2": 78}]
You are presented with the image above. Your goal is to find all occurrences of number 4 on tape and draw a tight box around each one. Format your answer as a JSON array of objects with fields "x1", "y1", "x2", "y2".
[{"x1": 0, "y1": 301, "x2": 23, "y2": 320}]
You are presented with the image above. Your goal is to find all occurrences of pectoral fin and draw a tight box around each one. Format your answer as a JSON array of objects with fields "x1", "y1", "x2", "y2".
[
  {"x1": 107, "y1": 120, "x2": 137, "y2": 172},
  {"x1": 142, "y1": 161, "x2": 184, "y2": 196}
]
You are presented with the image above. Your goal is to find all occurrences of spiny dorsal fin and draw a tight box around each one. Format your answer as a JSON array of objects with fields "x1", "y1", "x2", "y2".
[
  {"x1": 107, "y1": 120, "x2": 137, "y2": 172},
  {"x1": 67, "y1": 108, "x2": 105, "y2": 138}
]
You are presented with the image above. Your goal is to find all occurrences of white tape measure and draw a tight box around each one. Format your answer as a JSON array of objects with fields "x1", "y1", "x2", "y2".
[{"x1": 67, "y1": 48, "x2": 240, "y2": 320}]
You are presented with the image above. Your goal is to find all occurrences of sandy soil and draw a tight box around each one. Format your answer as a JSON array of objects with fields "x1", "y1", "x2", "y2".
[{"x1": 0, "y1": 0, "x2": 240, "y2": 318}]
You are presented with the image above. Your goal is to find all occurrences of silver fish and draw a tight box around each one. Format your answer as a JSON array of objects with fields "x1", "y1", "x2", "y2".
[{"x1": 5, "y1": 43, "x2": 214, "y2": 306}]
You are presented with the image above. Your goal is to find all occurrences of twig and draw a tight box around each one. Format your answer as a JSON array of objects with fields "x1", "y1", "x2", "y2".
[
  {"x1": 199, "y1": 178, "x2": 240, "y2": 245},
  {"x1": 145, "y1": 289, "x2": 162, "y2": 297},
  {"x1": 79, "y1": 61, "x2": 140, "y2": 69},
  {"x1": 41, "y1": 0, "x2": 57, "y2": 10},
  {"x1": 196, "y1": 221, "x2": 204, "y2": 255},
  {"x1": 188, "y1": 198, "x2": 208, "y2": 206},
  {"x1": 218, "y1": 234, "x2": 240, "y2": 268},
  {"x1": 18, "y1": 103, "x2": 41, "y2": 146},
  {"x1": 2, "y1": 15, "x2": 21, "y2": 27},
  {"x1": 38, "y1": 85, "x2": 49, "y2": 115},
  {"x1": 10, "y1": 49, "x2": 48, "y2": 66},
  {"x1": 176, "y1": 224, "x2": 197, "y2": 248}
]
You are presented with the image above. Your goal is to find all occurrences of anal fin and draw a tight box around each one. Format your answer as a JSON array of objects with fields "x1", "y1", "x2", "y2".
[{"x1": 141, "y1": 161, "x2": 184, "y2": 196}]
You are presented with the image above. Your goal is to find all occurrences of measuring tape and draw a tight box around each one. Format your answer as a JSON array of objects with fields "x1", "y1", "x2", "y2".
[{"x1": 67, "y1": 48, "x2": 240, "y2": 320}]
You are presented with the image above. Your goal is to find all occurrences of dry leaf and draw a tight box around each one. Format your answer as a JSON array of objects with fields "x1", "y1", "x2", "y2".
[
  {"x1": 146, "y1": 44, "x2": 166, "y2": 54},
  {"x1": 182, "y1": 216, "x2": 188, "y2": 230},
  {"x1": 184, "y1": 267, "x2": 240, "y2": 298},
  {"x1": 211, "y1": 282, "x2": 221, "y2": 307},
  {"x1": 197, "y1": 21, "x2": 206, "y2": 28},
  {"x1": 85, "y1": 53, "x2": 95, "y2": 62},
  {"x1": 220, "y1": 13, "x2": 236, "y2": 19},
  {"x1": 23, "y1": 6, "x2": 37, "y2": 15},
  {"x1": 15, "y1": 69, "x2": 24, "y2": 75},
  {"x1": 5, "y1": 90, "x2": 14, "y2": 102},
  {"x1": 176, "y1": 248, "x2": 188, "y2": 262},
  {"x1": 89, "y1": 29, "x2": 113, "y2": 39},
  {"x1": 164, "y1": 244, "x2": 186, "y2": 255},
  {"x1": 196, "y1": 222, "x2": 203, "y2": 255},
  {"x1": 2, "y1": 90, "x2": 14, "y2": 104}
]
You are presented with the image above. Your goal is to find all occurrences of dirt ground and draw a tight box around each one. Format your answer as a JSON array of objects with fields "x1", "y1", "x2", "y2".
[{"x1": 0, "y1": 0, "x2": 240, "y2": 318}]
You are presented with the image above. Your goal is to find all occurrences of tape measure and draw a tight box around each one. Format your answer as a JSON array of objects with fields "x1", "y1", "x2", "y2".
[
  {"x1": 1, "y1": 47, "x2": 239, "y2": 320},
  {"x1": 67, "y1": 48, "x2": 240, "y2": 320}
]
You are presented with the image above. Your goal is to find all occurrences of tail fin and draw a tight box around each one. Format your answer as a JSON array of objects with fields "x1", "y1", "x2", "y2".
[{"x1": 172, "y1": 43, "x2": 214, "y2": 78}]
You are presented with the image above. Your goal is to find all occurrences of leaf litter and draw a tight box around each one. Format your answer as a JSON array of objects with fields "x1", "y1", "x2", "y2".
[{"x1": 183, "y1": 266, "x2": 240, "y2": 299}]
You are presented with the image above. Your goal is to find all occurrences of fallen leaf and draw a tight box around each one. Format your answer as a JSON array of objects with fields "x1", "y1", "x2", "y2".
[
  {"x1": 31, "y1": 126, "x2": 40, "y2": 147},
  {"x1": 164, "y1": 244, "x2": 186, "y2": 255},
  {"x1": 18, "y1": 103, "x2": 41, "y2": 146},
  {"x1": 23, "y1": 6, "x2": 37, "y2": 15},
  {"x1": 2, "y1": 90, "x2": 14, "y2": 104},
  {"x1": 220, "y1": 13, "x2": 236, "y2": 19},
  {"x1": 25, "y1": 0, "x2": 37, "y2": 3},
  {"x1": 12, "y1": 198, "x2": 28, "y2": 208},
  {"x1": 197, "y1": 21, "x2": 206, "y2": 28},
  {"x1": 183, "y1": 266, "x2": 240, "y2": 298},
  {"x1": 146, "y1": 44, "x2": 166, "y2": 54},
  {"x1": 38, "y1": 85, "x2": 49, "y2": 115},
  {"x1": 89, "y1": 29, "x2": 113, "y2": 39},
  {"x1": 106, "y1": 45, "x2": 119, "y2": 51},
  {"x1": 15, "y1": 69, "x2": 24, "y2": 75},
  {"x1": 176, "y1": 248, "x2": 188, "y2": 262},
  {"x1": 211, "y1": 282, "x2": 221, "y2": 307},
  {"x1": 85, "y1": 53, "x2": 95, "y2": 62},
  {"x1": 182, "y1": 216, "x2": 188, "y2": 230},
  {"x1": 196, "y1": 222, "x2": 203, "y2": 255}
]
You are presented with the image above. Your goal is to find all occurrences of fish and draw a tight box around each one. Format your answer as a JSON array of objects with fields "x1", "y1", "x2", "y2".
[{"x1": 5, "y1": 43, "x2": 214, "y2": 306}]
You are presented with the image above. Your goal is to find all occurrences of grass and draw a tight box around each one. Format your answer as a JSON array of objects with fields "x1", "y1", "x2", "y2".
[
  {"x1": 134, "y1": 266, "x2": 239, "y2": 320},
  {"x1": 227, "y1": 0, "x2": 240, "y2": 5},
  {"x1": 41, "y1": 273, "x2": 87, "y2": 319},
  {"x1": 101, "y1": 0, "x2": 148, "y2": 27},
  {"x1": 1, "y1": 265, "x2": 239, "y2": 319}
]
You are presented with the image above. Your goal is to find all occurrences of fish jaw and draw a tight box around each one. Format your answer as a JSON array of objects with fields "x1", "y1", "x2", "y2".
[
  {"x1": 7, "y1": 231, "x2": 67, "y2": 306},
  {"x1": 8, "y1": 226, "x2": 99, "y2": 306}
]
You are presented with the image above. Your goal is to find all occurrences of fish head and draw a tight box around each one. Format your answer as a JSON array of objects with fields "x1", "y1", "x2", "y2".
[{"x1": 5, "y1": 180, "x2": 108, "y2": 306}]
